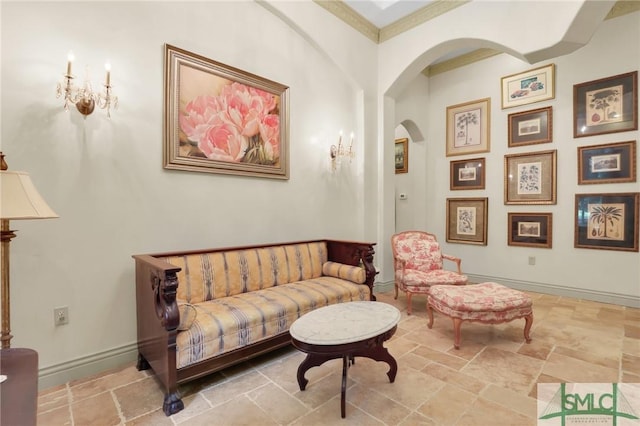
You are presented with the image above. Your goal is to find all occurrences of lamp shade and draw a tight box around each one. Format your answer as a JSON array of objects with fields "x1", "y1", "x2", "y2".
[{"x1": 0, "y1": 171, "x2": 58, "y2": 220}]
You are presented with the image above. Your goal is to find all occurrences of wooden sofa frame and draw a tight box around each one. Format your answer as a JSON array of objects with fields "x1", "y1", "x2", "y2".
[{"x1": 133, "y1": 239, "x2": 376, "y2": 416}]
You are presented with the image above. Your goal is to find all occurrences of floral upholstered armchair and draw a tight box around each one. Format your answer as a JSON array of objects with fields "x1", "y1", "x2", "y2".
[{"x1": 391, "y1": 231, "x2": 468, "y2": 314}]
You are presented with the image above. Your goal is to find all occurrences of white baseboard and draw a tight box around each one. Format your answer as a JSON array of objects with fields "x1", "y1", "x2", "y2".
[
  {"x1": 374, "y1": 276, "x2": 640, "y2": 308},
  {"x1": 38, "y1": 343, "x2": 138, "y2": 391}
]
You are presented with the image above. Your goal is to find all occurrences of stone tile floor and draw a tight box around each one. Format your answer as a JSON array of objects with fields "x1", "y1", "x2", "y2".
[{"x1": 37, "y1": 290, "x2": 640, "y2": 425}]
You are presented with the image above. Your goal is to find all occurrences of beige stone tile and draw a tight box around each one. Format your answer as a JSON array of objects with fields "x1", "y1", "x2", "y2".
[
  {"x1": 248, "y1": 382, "x2": 309, "y2": 424},
  {"x1": 528, "y1": 373, "x2": 566, "y2": 399},
  {"x1": 38, "y1": 386, "x2": 70, "y2": 415},
  {"x1": 71, "y1": 365, "x2": 149, "y2": 402},
  {"x1": 292, "y1": 371, "x2": 352, "y2": 409},
  {"x1": 171, "y1": 393, "x2": 214, "y2": 424},
  {"x1": 456, "y1": 396, "x2": 534, "y2": 425},
  {"x1": 421, "y1": 363, "x2": 487, "y2": 394},
  {"x1": 398, "y1": 411, "x2": 437, "y2": 425},
  {"x1": 461, "y1": 347, "x2": 544, "y2": 393},
  {"x1": 625, "y1": 324, "x2": 640, "y2": 339},
  {"x1": 553, "y1": 345, "x2": 619, "y2": 369},
  {"x1": 542, "y1": 352, "x2": 619, "y2": 383},
  {"x1": 201, "y1": 369, "x2": 270, "y2": 407},
  {"x1": 386, "y1": 335, "x2": 420, "y2": 358},
  {"x1": 37, "y1": 405, "x2": 72, "y2": 426},
  {"x1": 127, "y1": 408, "x2": 174, "y2": 425},
  {"x1": 181, "y1": 396, "x2": 279, "y2": 426},
  {"x1": 347, "y1": 383, "x2": 412, "y2": 425},
  {"x1": 113, "y1": 376, "x2": 165, "y2": 421},
  {"x1": 71, "y1": 391, "x2": 121, "y2": 426},
  {"x1": 622, "y1": 352, "x2": 640, "y2": 375},
  {"x1": 412, "y1": 345, "x2": 468, "y2": 370},
  {"x1": 416, "y1": 383, "x2": 476, "y2": 424},
  {"x1": 374, "y1": 365, "x2": 445, "y2": 410},
  {"x1": 398, "y1": 352, "x2": 432, "y2": 370},
  {"x1": 623, "y1": 336, "x2": 640, "y2": 355},
  {"x1": 517, "y1": 339, "x2": 554, "y2": 360},
  {"x1": 290, "y1": 396, "x2": 383, "y2": 426},
  {"x1": 480, "y1": 383, "x2": 537, "y2": 418},
  {"x1": 255, "y1": 349, "x2": 308, "y2": 394}
]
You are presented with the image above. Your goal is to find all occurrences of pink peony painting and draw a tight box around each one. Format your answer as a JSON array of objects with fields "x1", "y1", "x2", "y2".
[{"x1": 164, "y1": 44, "x2": 289, "y2": 179}]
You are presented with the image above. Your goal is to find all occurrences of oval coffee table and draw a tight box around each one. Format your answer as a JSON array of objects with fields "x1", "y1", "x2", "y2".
[{"x1": 290, "y1": 301, "x2": 400, "y2": 418}]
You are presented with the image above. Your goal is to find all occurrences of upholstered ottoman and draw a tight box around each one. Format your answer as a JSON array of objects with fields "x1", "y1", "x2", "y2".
[{"x1": 426, "y1": 282, "x2": 533, "y2": 349}]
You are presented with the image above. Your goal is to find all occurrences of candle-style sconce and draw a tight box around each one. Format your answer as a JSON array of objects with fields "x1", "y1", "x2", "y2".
[
  {"x1": 55, "y1": 51, "x2": 118, "y2": 118},
  {"x1": 330, "y1": 131, "x2": 355, "y2": 171}
]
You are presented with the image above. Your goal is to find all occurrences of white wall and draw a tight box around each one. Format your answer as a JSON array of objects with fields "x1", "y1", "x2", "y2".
[
  {"x1": 394, "y1": 11, "x2": 640, "y2": 304},
  {"x1": 0, "y1": 1, "x2": 376, "y2": 387}
]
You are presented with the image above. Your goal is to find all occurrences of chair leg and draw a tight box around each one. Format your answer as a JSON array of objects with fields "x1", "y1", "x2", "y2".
[
  {"x1": 406, "y1": 292, "x2": 413, "y2": 315},
  {"x1": 394, "y1": 281, "x2": 399, "y2": 300},
  {"x1": 523, "y1": 314, "x2": 533, "y2": 343},
  {"x1": 426, "y1": 303, "x2": 434, "y2": 328},
  {"x1": 452, "y1": 318, "x2": 463, "y2": 349}
]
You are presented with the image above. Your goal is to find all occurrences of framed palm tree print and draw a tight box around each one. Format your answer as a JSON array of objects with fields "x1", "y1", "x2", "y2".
[
  {"x1": 446, "y1": 98, "x2": 490, "y2": 157},
  {"x1": 574, "y1": 192, "x2": 639, "y2": 252}
]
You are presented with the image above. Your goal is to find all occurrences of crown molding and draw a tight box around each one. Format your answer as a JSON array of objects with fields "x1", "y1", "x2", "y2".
[
  {"x1": 314, "y1": 0, "x2": 379, "y2": 42},
  {"x1": 606, "y1": 0, "x2": 640, "y2": 19},
  {"x1": 423, "y1": 48, "x2": 501, "y2": 77},
  {"x1": 379, "y1": 0, "x2": 469, "y2": 42}
]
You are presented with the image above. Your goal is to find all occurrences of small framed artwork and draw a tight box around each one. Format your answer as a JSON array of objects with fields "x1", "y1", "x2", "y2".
[
  {"x1": 504, "y1": 149, "x2": 557, "y2": 205},
  {"x1": 575, "y1": 192, "x2": 639, "y2": 252},
  {"x1": 578, "y1": 140, "x2": 637, "y2": 185},
  {"x1": 501, "y1": 64, "x2": 555, "y2": 109},
  {"x1": 573, "y1": 71, "x2": 638, "y2": 138},
  {"x1": 446, "y1": 197, "x2": 488, "y2": 245},
  {"x1": 395, "y1": 138, "x2": 408, "y2": 174},
  {"x1": 508, "y1": 212, "x2": 553, "y2": 248},
  {"x1": 450, "y1": 158, "x2": 486, "y2": 190},
  {"x1": 446, "y1": 98, "x2": 491, "y2": 157},
  {"x1": 508, "y1": 106, "x2": 553, "y2": 147},
  {"x1": 164, "y1": 44, "x2": 290, "y2": 179}
]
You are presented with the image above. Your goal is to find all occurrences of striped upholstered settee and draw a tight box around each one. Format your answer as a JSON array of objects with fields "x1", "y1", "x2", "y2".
[{"x1": 133, "y1": 239, "x2": 376, "y2": 416}]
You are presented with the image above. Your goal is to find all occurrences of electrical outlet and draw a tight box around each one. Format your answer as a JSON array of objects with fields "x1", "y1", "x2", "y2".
[
  {"x1": 54, "y1": 307, "x2": 69, "y2": 326},
  {"x1": 528, "y1": 256, "x2": 536, "y2": 266}
]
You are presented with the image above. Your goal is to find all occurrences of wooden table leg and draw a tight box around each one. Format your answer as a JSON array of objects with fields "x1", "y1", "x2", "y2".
[
  {"x1": 297, "y1": 353, "x2": 336, "y2": 391},
  {"x1": 341, "y1": 356, "x2": 348, "y2": 418}
]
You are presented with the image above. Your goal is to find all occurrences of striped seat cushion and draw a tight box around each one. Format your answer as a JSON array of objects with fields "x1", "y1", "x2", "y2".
[{"x1": 176, "y1": 276, "x2": 370, "y2": 368}]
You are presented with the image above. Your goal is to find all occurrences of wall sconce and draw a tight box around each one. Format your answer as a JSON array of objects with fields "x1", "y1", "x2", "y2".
[
  {"x1": 330, "y1": 131, "x2": 355, "y2": 171},
  {"x1": 55, "y1": 51, "x2": 118, "y2": 117}
]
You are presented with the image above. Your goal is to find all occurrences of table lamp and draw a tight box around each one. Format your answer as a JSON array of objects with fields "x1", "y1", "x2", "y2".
[{"x1": 0, "y1": 152, "x2": 59, "y2": 349}]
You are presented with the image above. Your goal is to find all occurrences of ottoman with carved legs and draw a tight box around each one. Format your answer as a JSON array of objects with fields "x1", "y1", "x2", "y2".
[{"x1": 426, "y1": 282, "x2": 533, "y2": 349}]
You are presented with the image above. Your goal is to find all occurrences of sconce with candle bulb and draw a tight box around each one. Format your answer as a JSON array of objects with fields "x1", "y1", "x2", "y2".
[
  {"x1": 330, "y1": 131, "x2": 355, "y2": 171},
  {"x1": 55, "y1": 51, "x2": 118, "y2": 118}
]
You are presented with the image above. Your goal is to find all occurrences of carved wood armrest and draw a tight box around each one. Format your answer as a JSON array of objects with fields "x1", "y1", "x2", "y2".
[{"x1": 442, "y1": 254, "x2": 463, "y2": 274}]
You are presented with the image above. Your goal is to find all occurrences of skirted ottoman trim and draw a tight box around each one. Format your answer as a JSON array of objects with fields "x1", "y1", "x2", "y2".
[{"x1": 426, "y1": 282, "x2": 533, "y2": 349}]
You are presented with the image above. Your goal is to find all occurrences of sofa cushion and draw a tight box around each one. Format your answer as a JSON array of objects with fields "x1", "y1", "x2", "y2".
[
  {"x1": 165, "y1": 242, "x2": 328, "y2": 304},
  {"x1": 322, "y1": 261, "x2": 366, "y2": 284},
  {"x1": 177, "y1": 303, "x2": 197, "y2": 331},
  {"x1": 175, "y1": 276, "x2": 370, "y2": 369}
]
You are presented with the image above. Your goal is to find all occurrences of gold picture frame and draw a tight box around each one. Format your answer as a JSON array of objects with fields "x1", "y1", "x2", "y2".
[
  {"x1": 504, "y1": 150, "x2": 557, "y2": 205},
  {"x1": 508, "y1": 212, "x2": 553, "y2": 248},
  {"x1": 164, "y1": 44, "x2": 290, "y2": 179},
  {"x1": 446, "y1": 98, "x2": 491, "y2": 157},
  {"x1": 501, "y1": 64, "x2": 555, "y2": 109},
  {"x1": 446, "y1": 197, "x2": 488, "y2": 245},
  {"x1": 395, "y1": 138, "x2": 408, "y2": 174}
]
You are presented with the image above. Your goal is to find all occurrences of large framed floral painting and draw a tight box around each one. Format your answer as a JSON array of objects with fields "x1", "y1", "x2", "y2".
[{"x1": 164, "y1": 44, "x2": 290, "y2": 179}]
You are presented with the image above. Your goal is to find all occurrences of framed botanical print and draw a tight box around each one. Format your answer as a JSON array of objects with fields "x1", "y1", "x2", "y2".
[
  {"x1": 577, "y1": 140, "x2": 636, "y2": 184},
  {"x1": 573, "y1": 71, "x2": 638, "y2": 138},
  {"x1": 508, "y1": 106, "x2": 553, "y2": 147},
  {"x1": 508, "y1": 212, "x2": 552, "y2": 248},
  {"x1": 395, "y1": 138, "x2": 408, "y2": 174},
  {"x1": 446, "y1": 197, "x2": 488, "y2": 245},
  {"x1": 574, "y1": 193, "x2": 639, "y2": 252},
  {"x1": 450, "y1": 158, "x2": 485, "y2": 190},
  {"x1": 446, "y1": 98, "x2": 491, "y2": 157},
  {"x1": 501, "y1": 64, "x2": 555, "y2": 109},
  {"x1": 504, "y1": 150, "x2": 557, "y2": 205}
]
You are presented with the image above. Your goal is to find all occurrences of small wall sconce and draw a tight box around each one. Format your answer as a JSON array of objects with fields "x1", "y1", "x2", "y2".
[
  {"x1": 55, "y1": 51, "x2": 118, "y2": 117},
  {"x1": 330, "y1": 131, "x2": 355, "y2": 171}
]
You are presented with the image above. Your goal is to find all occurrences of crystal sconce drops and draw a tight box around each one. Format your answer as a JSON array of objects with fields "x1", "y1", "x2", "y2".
[
  {"x1": 330, "y1": 131, "x2": 355, "y2": 172},
  {"x1": 56, "y1": 51, "x2": 118, "y2": 117}
]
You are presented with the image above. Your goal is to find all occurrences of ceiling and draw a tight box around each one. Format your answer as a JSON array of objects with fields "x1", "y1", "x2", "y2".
[{"x1": 343, "y1": 0, "x2": 435, "y2": 28}]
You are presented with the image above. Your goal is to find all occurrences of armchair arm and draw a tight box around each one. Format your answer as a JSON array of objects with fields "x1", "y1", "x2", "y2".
[{"x1": 442, "y1": 253, "x2": 463, "y2": 274}]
